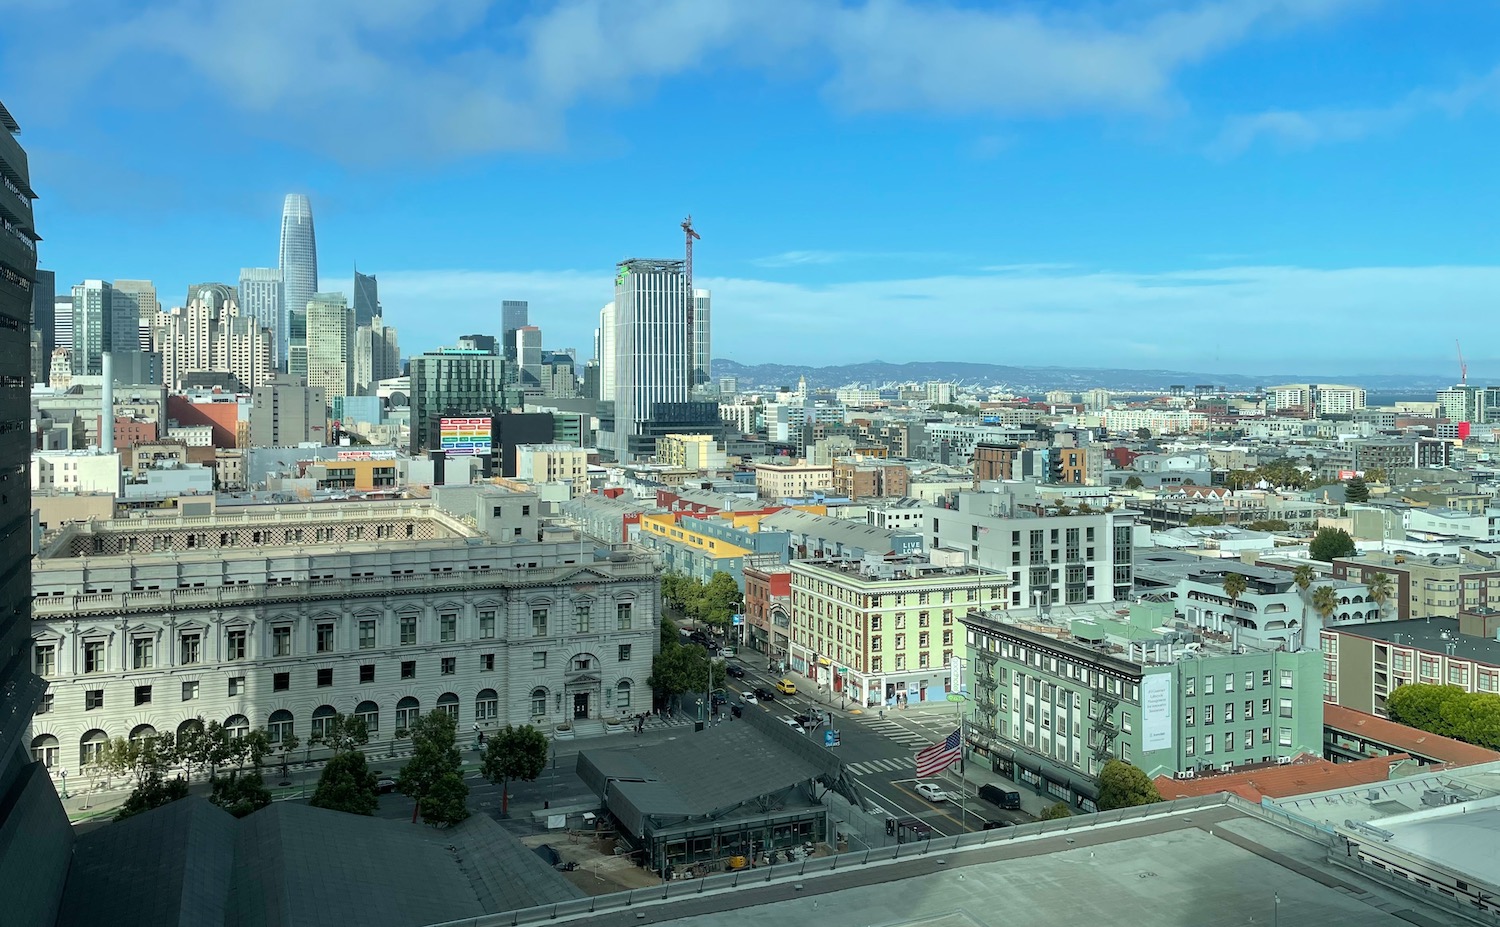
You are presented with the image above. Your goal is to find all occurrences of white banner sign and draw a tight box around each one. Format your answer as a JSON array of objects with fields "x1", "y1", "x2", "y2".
[{"x1": 1141, "y1": 672, "x2": 1173, "y2": 752}]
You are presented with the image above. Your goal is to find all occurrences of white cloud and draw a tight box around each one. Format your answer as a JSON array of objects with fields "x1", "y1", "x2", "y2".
[
  {"x1": 378, "y1": 261, "x2": 1500, "y2": 376},
  {"x1": 1211, "y1": 66, "x2": 1500, "y2": 156},
  {"x1": 5, "y1": 0, "x2": 1362, "y2": 163}
]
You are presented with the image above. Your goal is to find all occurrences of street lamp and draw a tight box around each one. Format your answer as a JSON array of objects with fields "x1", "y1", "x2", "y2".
[{"x1": 58, "y1": 768, "x2": 68, "y2": 800}]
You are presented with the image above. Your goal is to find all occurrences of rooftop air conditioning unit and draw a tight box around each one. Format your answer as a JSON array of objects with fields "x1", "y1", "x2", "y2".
[
  {"x1": 1220, "y1": 763, "x2": 1234, "y2": 772},
  {"x1": 1276, "y1": 755, "x2": 1293, "y2": 765}
]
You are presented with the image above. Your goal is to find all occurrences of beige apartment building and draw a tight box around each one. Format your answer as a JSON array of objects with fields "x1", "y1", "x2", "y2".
[
  {"x1": 754, "y1": 459, "x2": 834, "y2": 501},
  {"x1": 1331, "y1": 552, "x2": 1500, "y2": 620},
  {"x1": 787, "y1": 557, "x2": 1008, "y2": 709},
  {"x1": 656, "y1": 433, "x2": 725, "y2": 471},
  {"x1": 514, "y1": 444, "x2": 589, "y2": 496}
]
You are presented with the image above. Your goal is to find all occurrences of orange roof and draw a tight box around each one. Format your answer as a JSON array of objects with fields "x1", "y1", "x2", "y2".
[
  {"x1": 1323, "y1": 704, "x2": 1500, "y2": 767},
  {"x1": 1154, "y1": 752, "x2": 1411, "y2": 803}
]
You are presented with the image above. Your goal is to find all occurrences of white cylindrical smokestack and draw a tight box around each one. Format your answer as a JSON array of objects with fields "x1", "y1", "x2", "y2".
[{"x1": 101, "y1": 352, "x2": 115, "y2": 454}]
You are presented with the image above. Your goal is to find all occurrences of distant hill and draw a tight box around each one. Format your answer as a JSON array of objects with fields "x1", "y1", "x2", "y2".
[{"x1": 710, "y1": 359, "x2": 1448, "y2": 394}]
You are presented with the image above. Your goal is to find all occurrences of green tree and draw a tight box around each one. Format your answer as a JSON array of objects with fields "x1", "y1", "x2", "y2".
[
  {"x1": 1310, "y1": 584, "x2": 1339, "y2": 623},
  {"x1": 1366, "y1": 572, "x2": 1394, "y2": 616},
  {"x1": 310, "y1": 750, "x2": 380, "y2": 816},
  {"x1": 1039, "y1": 801, "x2": 1073, "y2": 821},
  {"x1": 210, "y1": 770, "x2": 272, "y2": 818},
  {"x1": 1309, "y1": 527, "x2": 1356, "y2": 562},
  {"x1": 240, "y1": 729, "x2": 273, "y2": 771},
  {"x1": 1222, "y1": 573, "x2": 1248, "y2": 617},
  {"x1": 1292, "y1": 564, "x2": 1315, "y2": 595},
  {"x1": 1344, "y1": 476, "x2": 1370, "y2": 503},
  {"x1": 315, "y1": 713, "x2": 370, "y2": 755},
  {"x1": 1123, "y1": 476, "x2": 1143, "y2": 490},
  {"x1": 398, "y1": 710, "x2": 469, "y2": 827},
  {"x1": 1246, "y1": 519, "x2": 1290, "y2": 532},
  {"x1": 1186, "y1": 514, "x2": 1222, "y2": 527},
  {"x1": 481, "y1": 724, "x2": 550, "y2": 816},
  {"x1": 274, "y1": 733, "x2": 301, "y2": 783},
  {"x1": 660, "y1": 614, "x2": 680, "y2": 651},
  {"x1": 1387, "y1": 683, "x2": 1466, "y2": 738},
  {"x1": 693, "y1": 571, "x2": 742, "y2": 628},
  {"x1": 114, "y1": 770, "x2": 189, "y2": 821},
  {"x1": 1224, "y1": 470, "x2": 1258, "y2": 490},
  {"x1": 1135, "y1": 427, "x2": 1152, "y2": 440},
  {"x1": 647, "y1": 643, "x2": 725, "y2": 709},
  {"x1": 1096, "y1": 759, "x2": 1162, "y2": 811},
  {"x1": 1364, "y1": 467, "x2": 1388, "y2": 484}
]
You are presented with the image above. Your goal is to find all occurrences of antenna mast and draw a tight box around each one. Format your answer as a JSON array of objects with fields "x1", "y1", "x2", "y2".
[{"x1": 1457, "y1": 339, "x2": 1467, "y2": 385}]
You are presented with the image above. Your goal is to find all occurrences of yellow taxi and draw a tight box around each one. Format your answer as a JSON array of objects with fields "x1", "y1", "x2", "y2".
[{"x1": 775, "y1": 678, "x2": 797, "y2": 695}]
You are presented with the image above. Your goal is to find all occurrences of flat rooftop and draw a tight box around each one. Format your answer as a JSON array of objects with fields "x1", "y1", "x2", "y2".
[{"x1": 1334, "y1": 617, "x2": 1500, "y2": 665}]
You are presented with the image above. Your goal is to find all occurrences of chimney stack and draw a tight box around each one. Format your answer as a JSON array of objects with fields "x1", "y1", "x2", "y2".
[{"x1": 101, "y1": 351, "x2": 115, "y2": 454}]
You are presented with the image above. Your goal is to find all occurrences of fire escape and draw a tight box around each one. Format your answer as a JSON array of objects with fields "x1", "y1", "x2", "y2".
[{"x1": 1090, "y1": 687, "x2": 1120, "y2": 764}]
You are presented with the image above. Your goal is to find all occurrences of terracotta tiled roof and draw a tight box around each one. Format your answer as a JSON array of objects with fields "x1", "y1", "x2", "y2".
[
  {"x1": 1153, "y1": 752, "x2": 1410, "y2": 803},
  {"x1": 1323, "y1": 703, "x2": 1500, "y2": 766}
]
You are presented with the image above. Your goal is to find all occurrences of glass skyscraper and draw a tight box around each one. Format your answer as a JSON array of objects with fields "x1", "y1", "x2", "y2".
[
  {"x1": 353, "y1": 269, "x2": 380, "y2": 329},
  {"x1": 278, "y1": 193, "x2": 318, "y2": 368},
  {"x1": 502, "y1": 299, "x2": 528, "y2": 362},
  {"x1": 238, "y1": 267, "x2": 283, "y2": 367}
]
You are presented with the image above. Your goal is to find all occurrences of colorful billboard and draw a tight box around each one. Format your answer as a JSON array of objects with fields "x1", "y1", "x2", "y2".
[{"x1": 439, "y1": 417, "x2": 493, "y2": 456}]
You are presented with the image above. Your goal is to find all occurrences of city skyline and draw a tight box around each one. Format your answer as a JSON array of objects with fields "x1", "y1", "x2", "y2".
[{"x1": 6, "y1": 3, "x2": 1500, "y2": 375}]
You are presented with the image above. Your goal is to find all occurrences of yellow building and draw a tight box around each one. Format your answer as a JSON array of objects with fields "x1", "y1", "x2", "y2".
[{"x1": 657, "y1": 433, "x2": 725, "y2": 471}]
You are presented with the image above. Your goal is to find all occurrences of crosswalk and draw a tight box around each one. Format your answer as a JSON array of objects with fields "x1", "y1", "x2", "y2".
[
  {"x1": 844, "y1": 756, "x2": 916, "y2": 777},
  {"x1": 857, "y1": 717, "x2": 941, "y2": 749}
]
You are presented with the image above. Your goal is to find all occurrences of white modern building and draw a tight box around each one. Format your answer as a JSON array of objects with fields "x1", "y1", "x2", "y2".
[
  {"x1": 691, "y1": 288, "x2": 711, "y2": 395},
  {"x1": 515, "y1": 444, "x2": 589, "y2": 496},
  {"x1": 32, "y1": 450, "x2": 123, "y2": 495},
  {"x1": 608, "y1": 259, "x2": 690, "y2": 460},
  {"x1": 27, "y1": 500, "x2": 660, "y2": 784},
  {"x1": 1264, "y1": 384, "x2": 1367, "y2": 417},
  {"x1": 238, "y1": 267, "x2": 283, "y2": 366},
  {"x1": 278, "y1": 194, "x2": 318, "y2": 365},
  {"x1": 306, "y1": 292, "x2": 353, "y2": 404}
]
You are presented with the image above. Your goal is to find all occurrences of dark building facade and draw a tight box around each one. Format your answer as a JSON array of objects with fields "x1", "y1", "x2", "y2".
[{"x1": 352, "y1": 269, "x2": 379, "y2": 328}]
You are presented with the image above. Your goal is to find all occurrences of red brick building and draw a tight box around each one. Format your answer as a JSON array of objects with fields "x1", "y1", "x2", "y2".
[{"x1": 743, "y1": 564, "x2": 791, "y2": 659}]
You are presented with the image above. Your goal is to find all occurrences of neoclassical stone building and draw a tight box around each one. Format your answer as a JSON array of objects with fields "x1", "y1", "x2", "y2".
[{"x1": 28, "y1": 501, "x2": 660, "y2": 777}]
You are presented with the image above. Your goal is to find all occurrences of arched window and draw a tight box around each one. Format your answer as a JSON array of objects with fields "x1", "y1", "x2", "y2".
[
  {"x1": 267, "y1": 709, "x2": 294, "y2": 744},
  {"x1": 80, "y1": 729, "x2": 108, "y2": 769},
  {"x1": 355, "y1": 701, "x2": 379, "y2": 734},
  {"x1": 396, "y1": 696, "x2": 420, "y2": 732},
  {"x1": 129, "y1": 724, "x2": 158, "y2": 744},
  {"x1": 177, "y1": 718, "x2": 204, "y2": 739},
  {"x1": 31, "y1": 734, "x2": 59, "y2": 767},
  {"x1": 224, "y1": 715, "x2": 250, "y2": 739},
  {"x1": 475, "y1": 689, "x2": 498, "y2": 722},
  {"x1": 436, "y1": 692, "x2": 460, "y2": 720},
  {"x1": 311, "y1": 705, "x2": 337, "y2": 741},
  {"x1": 530, "y1": 687, "x2": 548, "y2": 717},
  {"x1": 616, "y1": 679, "x2": 633, "y2": 710}
]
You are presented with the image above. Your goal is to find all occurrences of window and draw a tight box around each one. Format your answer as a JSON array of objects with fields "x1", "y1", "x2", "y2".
[
  {"x1": 272, "y1": 626, "x2": 292, "y2": 657},
  {"x1": 400, "y1": 616, "x2": 417, "y2": 645},
  {"x1": 530, "y1": 687, "x2": 547, "y2": 716},
  {"x1": 871, "y1": 616, "x2": 882, "y2": 632},
  {"x1": 1186, "y1": 736, "x2": 1195, "y2": 757},
  {"x1": 313, "y1": 667, "x2": 331, "y2": 688},
  {"x1": 533, "y1": 651, "x2": 547, "y2": 670},
  {"x1": 480, "y1": 610, "x2": 496, "y2": 639},
  {"x1": 617, "y1": 679, "x2": 632, "y2": 709},
  {"x1": 1224, "y1": 673, "x2": 1234, "y2": 692},
  {"x1": 1204, "y1": 675, "x2": 1214, "y2": 695},
  {"x1": 227, "y1": 629, "x2": 246, "y2": 660},
  {"x1": 134, "y1": 685, "x2": 152, "y2": 705},
  {"x1": 619, "y1": 644, "x2": 632, "y2": 662},
  {"x1": 476, "y1": 689, "x2": 498, "y2": 721},
  {"x1": 617, "y1": 603, "x2": 633, "y2": 631},
  {"x1": 180, "y1": 633, "x2": 201, "y2": 665},
  {"x1": 360, "y1": 663, "x2": 375, "y2": 683},
  {"x1": 919, "y1": 632, "x2": 930, "y2": 648},
  {"x1": 31, "y1": 734, "x2": 59, "y2": 767},
  {"x1": 1261, "y1": 727, "x2": 1271, "y2": 744},
  {"x1": 440, "y1": 614, "x2": 456, "y2": 643},
  {"x1": 576, "y1": 603, "x2": 592, "y2": 633},
  {"x1": 132, "y1": 638, "x2": 154, "y2": 670},
  {"x1": 1261, "y1": 698, "x2": 1271, "y2": 715},
  {"x1": 481, "y1": 653, "x2": 495, "y2": 671},
  {"x1": 1278, "y1": 698, "x2": 1293, "y2": 719},
  {"x1": 1121, "y1": 711, "x2": 1133, "y2": 733},
  {"x1": 358, "y1": 619, "x2": 376, "y2": 650},
  {"x1": 273, "y1": 672, "x2": 290, "y2": 692},
  {"x1": 436, "y1": 693, "x2": 459, "y2": 719},
  {"x1": 1244, "y1": 671, "x2": 1255, "y2": 690},
  {"x1": 1262, "y1": 669, "x2": 1272, "y2": 686},
  {"x1": 442, "y1": 657, "x2": 456, "y2": 675},
  {"x1": 1278, "y1": 727, "x2": 1292, "y2": 747},
  {"x1": 1205, "y1": 734, "x2": 1215, "y2": 755},
  {"x1": 229, "y1": 676, "x2": 245, "y2": 696},
  {"x1": 317, "y1": 623, "x2": 335, "y2": 653},
  {"x1": 1225, "y1": 703, "x2": 1235, "y2": 722},
  {"x1": 1185, "y1": 707, "x2": 1195, "y2": 727},
  {"x1": 356, "y1": 701, "x2": 379, "y2": 733},
  {"x1": 85, "y1": 689, "x2": 105, "y2": 710},
  {"x1": 401, "y1": 660, "x2": 416, "y2": 679},
  {"x1": 396, "y1": 697, "x2": 420, "y2": 730},
  {"x1": 179, "y1": 680, "x2": 199, "y2": 701},
  {"x1": 1184, "y1": 676, "x2": 1195, "y2": 697},
  {"x1": 1244, "y1": 730, "x2": 1254, "y2": 750},
  {"x1": 33, "y1": 643, "x2": 56, "y2": 677},
  {"x1": 533, "y1": 608, "x2": 549, "y2": 637},
  {"x1": 1279, "y1": 669, "x2": 1293, "y2": 689},
  {"x1": 268, "y1": 710, "x2": 294, "y2": 744}
]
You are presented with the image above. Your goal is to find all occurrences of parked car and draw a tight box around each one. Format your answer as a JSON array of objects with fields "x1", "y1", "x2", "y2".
[
  {"x1": 726, "y1": 663, "x2": 747, "y2": 679},
  {"x1": 376, "y1": 777, "x2": 398, "y2": 794},
  {"x1": 775, "y1": 678, "x2": 797, "y2": 695},
  {"x1": 719, "y1": 647, "x2": 737, "y2": 658},
  {"x1": 754, "y1": 687, "x2": 776, "y2": 702},
  {"x1": 741, "y1": 690, "x2": 758, "y2": 704},
  {"x1": 783, "y1": 718, "x2": 806, "y2": 734},
  {"x1": 978, "y1": 784, "x2": 1022, "y2": 810},
  {"x1": 982, "y1": 820, "x2": 1012, "y2": 830},
  {"x1": 710, "y1": 692, "x2": 727, "y2": 707},
  {"x1": 793, "y1": 713, "x2": 818, "y2": 728},
  {"x1": 914, "y1": 782, "x2": 952, "y2": 803}
]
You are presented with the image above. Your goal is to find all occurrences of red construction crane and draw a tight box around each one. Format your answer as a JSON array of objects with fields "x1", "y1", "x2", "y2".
[
  {"x1": 1457, "y1": 339, "x2": 1467, "y2": 384},
  {"x1": 682, "y1": 215, "x2": 701, "y2": 386}
]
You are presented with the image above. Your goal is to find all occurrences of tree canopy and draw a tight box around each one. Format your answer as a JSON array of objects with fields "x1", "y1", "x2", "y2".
[
  {"x1": 1123, "y1": 476, "x2": 1143, "y2": 490},
  {"x1": 1186, "y1": 514, "x2": 1223, "y2": 527},
  {"x1": 1365, "y1": 572, "x2": 1394, "y2": 612},
  {"x1": 1387, "y1": 684, "x2": 1500, "y2": 750},
  {"x1": 397, "y1": 711, "x2": 470, "y2": 827},
  {"x1": 1222, "y1": 573, "x2": 1248, "y2": 608},
  {"x1": 1310, "y1": 584, "x2": 1339, "y2": 621},
  {"x1": 1246, "y1": 519, "x2": 1290, "y2": 532},
  {"x1": 1309, "y1": 527, "x2": 1356, "y2": 562},
  {"x1": 1344, "y1": 476, "x2": 1370, "y2": 503},
  {"x1": 648, "y1": 641, "x2": 726, "y2": 706},
  {"x1": 1096, "y1": 759, "x2": 1162, "y2": 811},
  {"x1": 311, "y1": 750, "x2": 379, "y2": 816},
  {"x1": 1039, "y1": 801, "x2": 1072, "y2": 821},
  {"x1": 481, "y1": 724, "x2": 550, "y2": 816}
]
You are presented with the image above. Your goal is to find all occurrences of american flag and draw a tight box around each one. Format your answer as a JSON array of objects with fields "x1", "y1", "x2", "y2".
[{"x1": 915, "y1": 727, "x2": 962, "y2": 778}]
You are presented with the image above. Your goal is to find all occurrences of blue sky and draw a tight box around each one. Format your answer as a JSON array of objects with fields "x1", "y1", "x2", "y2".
[{"x1": 5, "y1": 0, "x2": 1500, "y2": 377}]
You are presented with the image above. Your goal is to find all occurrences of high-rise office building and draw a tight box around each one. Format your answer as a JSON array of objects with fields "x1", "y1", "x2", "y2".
[
  {"x1": 457, "y1": 333, "x2": 498, "y2": 354},
  {"x1": 53, "y1": 294, "x2": 71, "y2": 350},
  {"x1": 157, "y1": 283, "x2": 273, "y2": 391},
  {"x1": 354, "y1": 315, "x2": 401, "y2": 393},
  {"x1": 501, "y1": 299, "x2": 528, "y2": 362},
  {"x1": 278, "y1": 193, "x2": 318, "y2": 365},
  {"x1": 691, "y1": 287, "x2": 712, "y2": 394},
  {"x1": 238, "y1": 267, "x2": 283, "y2": 365},
  {"x1": 516, "y1": 324, "x2": 542, "y2": 386},
  {"x1": 249, "y1": 374, "x2": 327, "y2": 447},
  {"x1": 408, "y1": 347, "x2": 508, "y2": 454},
  {"x1": 353, "y1": 269, "x2": 380, "y2": 329},
  {"x1": 112, "y1": 279, "x2": 158, "y2": 351},
  {"x1": 609, "y1": 259, "x2": 691, "y2": 460},
  {"x1": 305, "y1": 292, "x2": 353, "y2": 404},
  {"x1": 595, "y1": 301, "x2": 616, "y2": 404},
  {"x1": 0, "y1": 98, "x2": 74, "y2": 926},
  {"x1": 287, "y1": 307, "x2": 308, "y2": 382},
  {"x1": 70, "y1": 279, "x2": 113, "y2": 375},
  {"x1": 31, "y1": 268, "x2": 53, "y2": 363}
]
